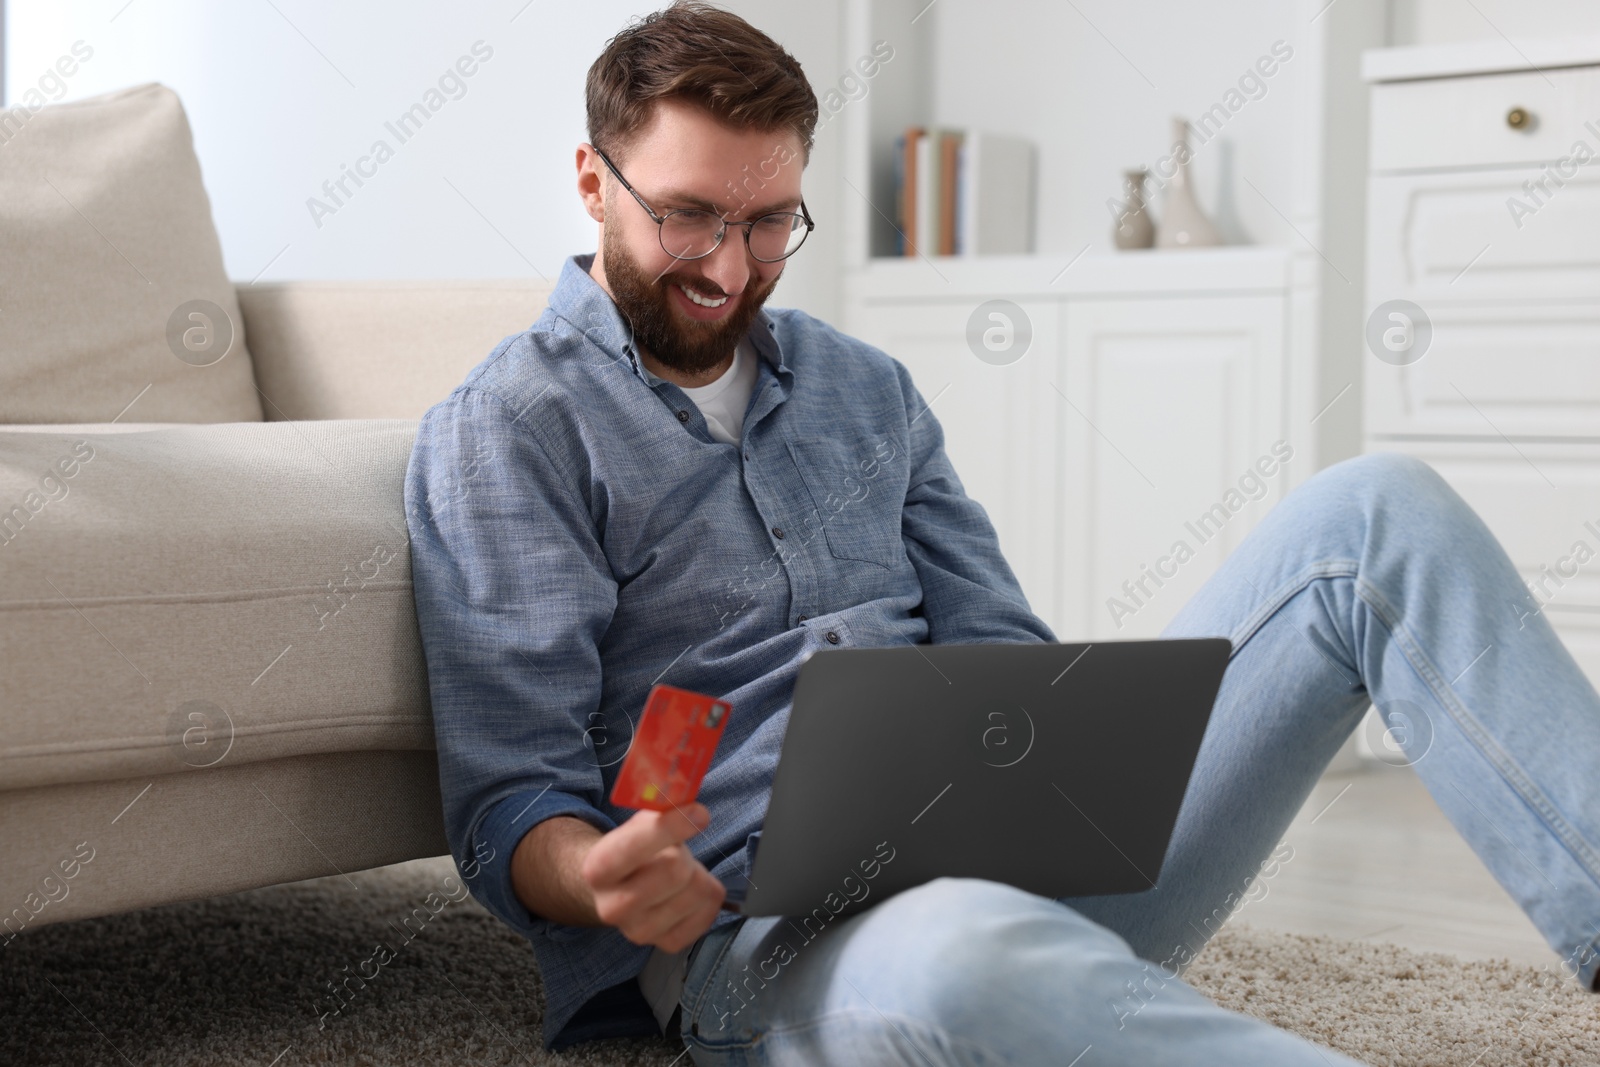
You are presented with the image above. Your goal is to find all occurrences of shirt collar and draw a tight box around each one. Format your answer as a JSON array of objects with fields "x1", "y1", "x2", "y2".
[{"x1": 549, "y1": 253, "x2": 788, "y2": 388}]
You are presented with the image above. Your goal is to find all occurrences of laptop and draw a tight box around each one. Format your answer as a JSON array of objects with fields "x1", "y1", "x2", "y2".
[{"x1": 723, "y1": 638, "x2": 1231, "y2": 918}]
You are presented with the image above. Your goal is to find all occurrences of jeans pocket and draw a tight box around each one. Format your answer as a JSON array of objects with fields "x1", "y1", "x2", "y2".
[{"x1": 681, "y1": 918, "x2": 763, "y2": 1056}]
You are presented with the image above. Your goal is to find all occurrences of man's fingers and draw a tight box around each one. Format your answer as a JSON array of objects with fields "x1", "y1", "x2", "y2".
[
  {"x1": 649, "y1": 894, "x2": 722, "y2": 953},
  {"x1": 592, "y1": 847, "x2": 697, "y2": 923},
  {"x1": 621, "y1": 868, "x2": 725, "y2": 950},
  {"x1": 583, "y1": 803, "x2": 709, "y2": 889}
]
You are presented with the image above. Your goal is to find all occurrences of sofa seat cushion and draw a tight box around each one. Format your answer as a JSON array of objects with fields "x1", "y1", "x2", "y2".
[{"x1": 0, "y1": 420, "x2": 435, "y2": 790}]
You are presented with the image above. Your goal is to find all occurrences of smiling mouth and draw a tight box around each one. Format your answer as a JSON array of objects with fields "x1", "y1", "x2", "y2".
[{"x1": 676, "y1": 282, "x2": 728, "y2": 308}]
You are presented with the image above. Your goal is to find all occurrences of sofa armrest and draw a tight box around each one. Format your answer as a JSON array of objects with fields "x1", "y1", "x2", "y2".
[{"x1": 236, "y1": 280, "x2": 555, "y2": 421}]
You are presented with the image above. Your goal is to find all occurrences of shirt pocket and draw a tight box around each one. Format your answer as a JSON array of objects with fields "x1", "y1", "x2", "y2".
[{"x1": 786, "y1": 437, "x2": 905, "y2": 570}]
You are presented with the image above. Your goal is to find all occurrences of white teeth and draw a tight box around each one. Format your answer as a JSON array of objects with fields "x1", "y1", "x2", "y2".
[{"x1": 679, "y1": 283, "x2": 728, "y2": 308}]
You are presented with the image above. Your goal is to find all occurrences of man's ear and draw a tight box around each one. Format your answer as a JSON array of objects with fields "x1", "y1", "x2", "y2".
[{"x1": 576, "y1": 144, "x2": 605, "y2": 223}]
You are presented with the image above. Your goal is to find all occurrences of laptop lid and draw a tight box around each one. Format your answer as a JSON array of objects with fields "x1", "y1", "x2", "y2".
[{"x1": 734, "y1": 638, "x2": 1230, "y2": 918}]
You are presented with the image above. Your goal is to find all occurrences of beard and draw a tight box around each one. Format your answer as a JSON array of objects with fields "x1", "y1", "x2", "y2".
[{"x1": 600, "y1": 218, "x2": 781, "y2": 377}]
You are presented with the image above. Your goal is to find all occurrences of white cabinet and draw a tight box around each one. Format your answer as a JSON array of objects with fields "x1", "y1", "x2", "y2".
[
  {"x1": 1060, "y1": 296, "x2": 1287, "y2": 640},
  {"x1": 1362, "y1": 40, "x2": 1600, "y2": 686},
  {"x1": 844, "y1": 251, "x2": 1291, "y2": 641}
]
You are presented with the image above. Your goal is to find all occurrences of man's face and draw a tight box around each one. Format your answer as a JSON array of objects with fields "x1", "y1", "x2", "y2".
[{"x1": 583, "y1": 98, "x2": 805, "y2": 378}]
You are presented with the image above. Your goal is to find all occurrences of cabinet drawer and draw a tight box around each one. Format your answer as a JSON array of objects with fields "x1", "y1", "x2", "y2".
[
  {"x1": 1370, "y1": 64, "x2": 1600, "y2": 172},
  {"x1": 1365, "y1": 303, "x2": 1600, "y2": 438},
  {"x1": 1366, "y1": 169, "x2": 1600, "y2": 305}
]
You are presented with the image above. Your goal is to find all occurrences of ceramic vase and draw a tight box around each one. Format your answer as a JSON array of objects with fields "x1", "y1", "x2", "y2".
[
  {"x1": 1156, "y1": 116, "x2": 1222, "y2": 249},
  {"x1": 1112, "y1": 168, "x2": 1155, "y2": 249}
]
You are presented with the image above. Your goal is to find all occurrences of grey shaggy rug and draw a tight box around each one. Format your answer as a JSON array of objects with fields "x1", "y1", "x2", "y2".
[{"x1": 4, "y1": 856, "x2": 1599, "y2": 1066}]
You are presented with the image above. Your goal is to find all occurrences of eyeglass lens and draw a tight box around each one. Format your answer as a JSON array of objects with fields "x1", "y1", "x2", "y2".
[{"x1": 659, "y1": 210, "x2": 808, "y2": 262}]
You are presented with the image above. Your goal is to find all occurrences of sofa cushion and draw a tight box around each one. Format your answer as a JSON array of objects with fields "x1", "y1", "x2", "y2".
[
  {"x1": 0, "y1": 421, "x2": 434, "y2": 791},
  {"x1": 239, "y1": 281, "x2": 554, "y2": 420},
  {"x1": 0, "y1": 82, "x2": 263, "y2": 424}
]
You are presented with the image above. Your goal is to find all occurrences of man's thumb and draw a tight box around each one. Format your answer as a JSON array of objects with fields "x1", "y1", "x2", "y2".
[{"x1": 680, "y1": 802, "x2": 711, "y2": 834}]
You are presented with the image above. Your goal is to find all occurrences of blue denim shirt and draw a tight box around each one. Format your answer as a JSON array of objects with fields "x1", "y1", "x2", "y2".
[{"x1": 404, "y1": 253, "x2": 1055, "y2": 1050}]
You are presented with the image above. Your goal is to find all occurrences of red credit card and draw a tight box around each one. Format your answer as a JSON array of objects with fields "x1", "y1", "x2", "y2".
[{"x1": 609, "y1": 685, "x2": 731, "y2": 812}]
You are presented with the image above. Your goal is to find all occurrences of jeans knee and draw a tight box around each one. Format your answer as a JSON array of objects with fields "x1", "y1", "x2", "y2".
[
  {"x1": 870, "y1": 877, "x2": 1135, "y2": 1001},
  {"x1": 1338, "y1": 450, "x2": 1442, "y2": 493},
  {"x1": 1317, "y1": 451, "x2": 1467, "y2": 528},
  {"x1": 841, "y1": 878, "x2": 1167, "y2": 1055}
]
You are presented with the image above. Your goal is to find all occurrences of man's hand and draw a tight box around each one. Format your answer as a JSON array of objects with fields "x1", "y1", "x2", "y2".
[{"x1": 580, "y1": 801, "x2": 726, "y2": 953}]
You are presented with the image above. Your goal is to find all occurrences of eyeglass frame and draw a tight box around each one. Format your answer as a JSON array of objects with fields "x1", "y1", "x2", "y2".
[{"x1": 592, "y1": 144, "x2": 815, "y2": 263}]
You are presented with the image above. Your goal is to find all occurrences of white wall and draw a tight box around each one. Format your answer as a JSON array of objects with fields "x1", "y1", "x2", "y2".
[
  {"x1": 1390, "y1": 0, "x2": 1600, "y2": 44},
  {"x1": 926, "y1": 0, "x2": 1313, "y2": 256},
  {"x1": 3, "y1": 0, "x2": 842, "y2": 321},
  {"x1": 10, "y1": 0, "x2": 1596, "y2": 320}
]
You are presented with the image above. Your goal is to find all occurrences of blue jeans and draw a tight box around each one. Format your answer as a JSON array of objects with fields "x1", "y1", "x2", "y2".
[{"x1": 671, "y1": 452, "x2": 1600, "y2": 1066}]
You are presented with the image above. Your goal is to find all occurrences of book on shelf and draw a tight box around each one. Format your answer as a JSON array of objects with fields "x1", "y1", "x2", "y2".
[{"x1": 893, "y1": 126, "x2": 1034, "y2": 257}]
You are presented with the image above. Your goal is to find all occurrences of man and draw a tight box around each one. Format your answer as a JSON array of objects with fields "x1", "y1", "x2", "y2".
[{"x1": 404, "y1": 3, "x2": 1600, "y2": 1063}]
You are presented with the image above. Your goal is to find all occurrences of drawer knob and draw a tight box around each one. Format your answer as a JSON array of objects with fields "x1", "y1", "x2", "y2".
[{"x1": 1506, "y1": 106, "x2": 1533, "y2": 131}]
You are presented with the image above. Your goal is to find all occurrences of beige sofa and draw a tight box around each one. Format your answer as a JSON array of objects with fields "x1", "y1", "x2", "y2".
[
  {"x1": 1, "y1": 82, "x2": 561, "y2": 937},
  {"x1": 0, "y1": 278, "x2": 552, "y2": 939},
  {"x1": 0, "y1": 82, "x2": 573, "y2": 941}
]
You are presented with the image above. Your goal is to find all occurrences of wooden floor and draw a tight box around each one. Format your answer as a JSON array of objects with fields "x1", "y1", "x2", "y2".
[{"x1": 1230, "y1": 763, "x2": 1557, "y2": 970}]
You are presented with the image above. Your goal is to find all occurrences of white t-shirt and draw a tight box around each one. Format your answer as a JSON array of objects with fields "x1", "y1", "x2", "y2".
[
  {"x1": 637, "y1": 940, "x2": 692, "y2": 1032},
  {"x1": 678, "y1": 337, "x2": 759, "y2": 445},
  {"x1": 637, "y1": 338, "x2": 759, "y2": 1030}
]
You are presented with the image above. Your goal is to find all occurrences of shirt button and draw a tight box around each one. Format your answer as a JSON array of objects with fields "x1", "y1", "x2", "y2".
[
  {"x1": 825, "y1": 631, "x2": 841, "y2": 644},
  {"x1": 676, "y1": 410, "x2": 689, "y2": 423},
  {"x1": 744, "y1": 451, "x2": 751, "y2": 460},
  {"x1": 797, "y1": 614, "x2": 809, "y2": 623},
  {"x1": 772, "y1": 527, "x2": 784, "y2": 539}
]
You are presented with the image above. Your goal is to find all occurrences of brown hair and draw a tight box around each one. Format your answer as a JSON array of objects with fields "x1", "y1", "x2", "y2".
[{"x1": 586, "y1": 1, "x2": 818, "y2": 165}]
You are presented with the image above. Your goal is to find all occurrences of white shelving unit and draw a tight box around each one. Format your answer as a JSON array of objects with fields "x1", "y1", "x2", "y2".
[{"x1": 832, "y1": 0, "x2": 1385, "y2": 642}]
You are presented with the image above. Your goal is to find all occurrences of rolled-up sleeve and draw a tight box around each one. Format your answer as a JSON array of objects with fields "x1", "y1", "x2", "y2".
[
  {"x1": 405, "y1": 384, "x2": 619, "y2": 941},
  {"x1": 891, "y1": 360, "x2": 1058, "y2": 646}
]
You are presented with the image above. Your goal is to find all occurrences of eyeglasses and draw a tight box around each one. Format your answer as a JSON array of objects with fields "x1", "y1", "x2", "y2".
[{"x1": 594, "y1": 145, "x2": 814, "y2": 263}]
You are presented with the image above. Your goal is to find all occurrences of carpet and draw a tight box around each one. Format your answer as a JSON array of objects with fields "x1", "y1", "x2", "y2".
[{"x1": 4, "y1": 856, "x2": 1598, "y2": 1066}]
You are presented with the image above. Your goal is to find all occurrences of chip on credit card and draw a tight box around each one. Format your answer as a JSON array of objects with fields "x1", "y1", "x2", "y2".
[{"x1": 609, "y1": 684, "x2": 731, "y2": 811}]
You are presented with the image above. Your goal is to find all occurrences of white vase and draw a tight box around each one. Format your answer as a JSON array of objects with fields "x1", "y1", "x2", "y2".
[{"x1": 1156, "y1": 116, "x2": 1222, "y2": 249}]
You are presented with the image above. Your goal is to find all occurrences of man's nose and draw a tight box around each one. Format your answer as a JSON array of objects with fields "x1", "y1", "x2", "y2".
[{"x1": 694, "y1": 225, "x2": 756, "y2": 295}]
